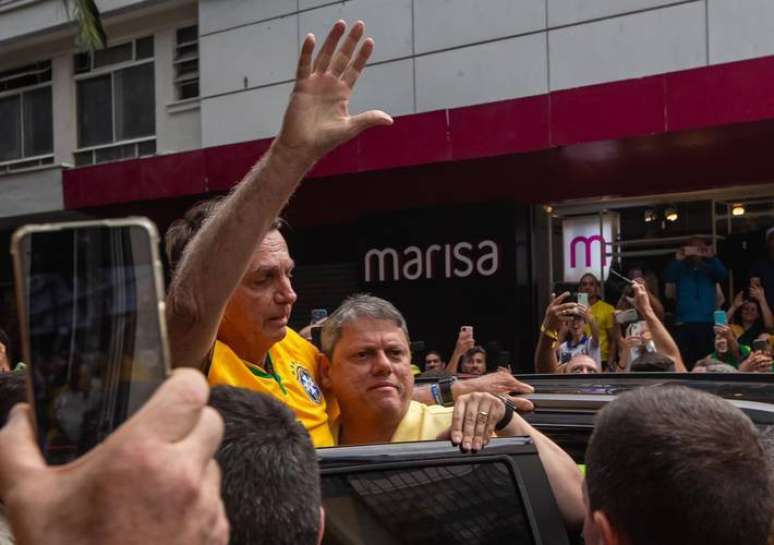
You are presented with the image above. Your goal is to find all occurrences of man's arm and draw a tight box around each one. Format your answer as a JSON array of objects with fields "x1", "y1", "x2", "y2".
[
  {"x1": 499, "y1": 414, "x2": 585, "y2": 529},
  {"x1": 412, "y1": 370, "x2": 534, "y2": 412},
  {"x1": 631, "y1": 283, "x2": 687, "y2": 372},
  {"x1": 445, "y1": 327, "x2": 474, "y2": 375},
  {"x1": 165, "y1": 22, "x2": 392, "y2": 369},
  {"x1": 535, "y1": 292, "x2": 574, "y2": 373}
]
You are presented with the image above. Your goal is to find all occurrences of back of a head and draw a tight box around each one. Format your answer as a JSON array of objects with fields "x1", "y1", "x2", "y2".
[
  {"x1": 208, "y1": 386, "x2": 321, "y2": 545},
  {"x1": 629, "y1": 351, "x2": 675, "y2": 372},
  {"x1": 586, "y1": 386, "x2": 773, "y2": 545}
]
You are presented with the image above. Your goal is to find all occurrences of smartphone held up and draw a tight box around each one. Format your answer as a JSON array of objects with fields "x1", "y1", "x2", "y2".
[{"x1": 12, "y1": 219, "x2": 170, "y2": 464}]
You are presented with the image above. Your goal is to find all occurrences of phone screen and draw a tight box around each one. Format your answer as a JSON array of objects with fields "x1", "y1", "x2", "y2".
[
  {"x1": 15, "y1": 223, "x2": 168, "y2": 465},
  {"x1": 713, "y1": 310, "x2": 728, "y2": 326}
]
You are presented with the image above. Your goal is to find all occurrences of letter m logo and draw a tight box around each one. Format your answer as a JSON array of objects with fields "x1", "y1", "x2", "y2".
[{"x1": 570, "y1": 235, "x2": 607, "y2": 268}]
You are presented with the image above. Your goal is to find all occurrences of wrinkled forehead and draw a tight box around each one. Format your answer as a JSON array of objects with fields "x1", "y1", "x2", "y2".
[
  {"x1": 338, "y1": 317, "x2": 410, "y2": 347},
  {"x1": 247, "y1": 231, "x2": 292, "y2": 267}
]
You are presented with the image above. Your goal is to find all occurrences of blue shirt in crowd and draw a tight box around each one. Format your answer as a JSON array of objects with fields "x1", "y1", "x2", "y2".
[{"x1": 663, "y1": 257, "x2": 728, "y2": 323}]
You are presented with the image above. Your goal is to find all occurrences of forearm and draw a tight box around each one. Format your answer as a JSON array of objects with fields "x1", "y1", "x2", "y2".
[
  {"x1": 649, "y1": 294, "x2": 665, "y2": 321},
  {"x1": 643, "y1": 309, "x2": 686, "y2": 372},
  {"x1": 760, "y1": 300, "x2": 774, "y2": 331},
  {"x1": 446, "y1": 347, "x2": 463, "y2": 374},
  {"x1": 535, "y1": 334, "x2": 559, "y2": 373},
  {"x1": 500, "y1": 415, "x2": 584, "y2": 529},
  {"x1": 166, "y1": 143, "x2": 314, "y2": 367}
]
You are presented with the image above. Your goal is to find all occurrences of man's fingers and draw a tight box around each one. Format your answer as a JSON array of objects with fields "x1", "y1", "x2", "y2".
[
  {"x1": 505, "y1": 376, "x2": 535, "y2": 395},
  {"x1": 296, "y1": 33, "x2": 316, "y2": 81},
  {"x1": 313, "y1": 20, "x2": 346, "y2": 74},
  {"x1": 347, "y1": 110, "x2": 393, "y2": 139},
  {"x1": 0, "y1": 404, "x2": 45, "y2": 498},
  {"x1": 129, "y1": 368, "x2": 210, "y2": 443},
  {"x1": 341, "y1": 37, "x2": 374, "y2": 88},
  {"x1": 450, "y1": 398, "x2": 467, "y2": 446},
  {"x1": 509, "y1": 396, "x2": 534, "y2": 413},
  {"x1": 177, "y1": 406, "x2": 224, "y2": 471},
  {"x1": 460, "y1": 397, "x2": 481, "y2": 452},
  {"x1": 330, "y1": 20, "x2": 364, "y2": 77},
  {"x1": 472, "y1": 398, "x2": 494, "y2": 452}
]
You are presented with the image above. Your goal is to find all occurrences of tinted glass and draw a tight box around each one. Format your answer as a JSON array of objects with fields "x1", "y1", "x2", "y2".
[
  {"x1": 0, "y1": 95, "x2": 21, "y2": 161},
  {"x1": 77, "y1": 75, "x2": 113, "y2": 147},
  {"x1": 322, "y1": 461, "x2": 535, "y2": 545},
  {"x1": 23, "y1": 86, "x2": 53, "y2": 157},
  {"x1": 93, "y1": 42, "x2": 132, "y2": 69},
  {"x1": 135, "y1": 36, "x2": 154, "y2": 60},
  {"x1": 114, "y1": 63, "x2": 155, "y2": 141},
  {"x1": 18, "y1": 224, "x2": 168, "y2": 465}
]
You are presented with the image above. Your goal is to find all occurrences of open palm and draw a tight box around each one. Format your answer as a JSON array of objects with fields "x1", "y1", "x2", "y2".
[{"x1": 277, "y1": 21, "x2": 393, "y2": 160}]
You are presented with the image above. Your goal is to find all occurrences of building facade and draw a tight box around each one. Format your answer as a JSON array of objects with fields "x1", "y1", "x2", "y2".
[{"x1": 2, "y1": 0, "x2": 774, "y2": 369}]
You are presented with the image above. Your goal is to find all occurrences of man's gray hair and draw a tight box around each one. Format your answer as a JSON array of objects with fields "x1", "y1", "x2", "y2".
[{"x1": 321, "y1": 294, "x2": 410, "y2": 359}]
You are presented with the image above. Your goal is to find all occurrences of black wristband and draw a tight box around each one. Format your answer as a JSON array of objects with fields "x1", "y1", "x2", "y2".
[
  {"x1": 495, "y1": 401, "x2": 514, "y2": 431},
  {"x1": 438, "y1": 377, "x2": 455, "y2": 407}
]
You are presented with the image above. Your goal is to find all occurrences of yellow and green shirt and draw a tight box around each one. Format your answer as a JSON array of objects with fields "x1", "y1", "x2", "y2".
[{"x1": 208, "y1": 328, "x2": 335, "y2": 447}]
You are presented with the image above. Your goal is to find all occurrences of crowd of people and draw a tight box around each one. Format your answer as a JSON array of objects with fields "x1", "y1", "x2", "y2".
[
  {"x1": 0, "y1": 19, "x2": 772, "y2": 545},
  {"x1": 530, "y1": 231, "x2": 774, "y2": 375}
]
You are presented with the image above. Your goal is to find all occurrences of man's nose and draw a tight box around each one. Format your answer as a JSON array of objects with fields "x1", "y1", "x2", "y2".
[
  {"x1": 275, "y1": 275, "x2": 297, "y2": 305},
  {"x1": 371, "y1": 350, "x2": 392, "y2": 376}
]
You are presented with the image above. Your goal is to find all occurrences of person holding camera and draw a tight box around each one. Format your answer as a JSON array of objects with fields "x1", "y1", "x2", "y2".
[
  {"x1": 535, "y1": 292, "x2": 600, "y2": 373},
  {"x1": 664, "y1": 236, "x2": 728, "y2": 369},
  {"x1": 578, "y1": 274, "x2": 617, "y2": 371},
  {"x1": 727, "y1": 284, "x2": 774, "y2": 347}
]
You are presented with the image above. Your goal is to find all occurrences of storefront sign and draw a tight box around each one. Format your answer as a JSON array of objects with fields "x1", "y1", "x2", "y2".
[
  {"x1": 562, "y1": 215, "x2": 617, "y2": 282},
  {"x1": 364, "y1": 240, "x2": 499, "y2": 283}
]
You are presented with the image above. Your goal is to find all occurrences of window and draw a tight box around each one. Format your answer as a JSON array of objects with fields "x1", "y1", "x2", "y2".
[
  {"x1": 174, "y1": 25, "x2": 199, "y2": 100},
  {"x1": 0, "y1": 60, "x2": 54, "y2": 173},
  {"x1": 74, "y1": 37, "x2": 156, "y2": 166}
]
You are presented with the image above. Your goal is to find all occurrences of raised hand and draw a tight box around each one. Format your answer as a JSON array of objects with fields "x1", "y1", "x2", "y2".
[{"x1": 276, "y1": 20, "x2": 394, "y2": 162}]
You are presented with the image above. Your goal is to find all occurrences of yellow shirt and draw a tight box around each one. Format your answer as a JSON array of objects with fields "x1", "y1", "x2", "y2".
[
  {"x1": 208, "y1": 328, "x2": 335, "y2": 448},
  {"x1": 331, "y1": 401, "x2": 454, "y2": 444},
  {"x1": 585, "y1": 299, "x2": 616, "y2": 361}
]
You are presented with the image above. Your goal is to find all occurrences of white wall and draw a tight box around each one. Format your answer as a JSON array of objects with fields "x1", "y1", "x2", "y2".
[
  {"x1": 199, "y1": 0, "x2": 774, "y2": 147},
  {"x1": 0, "y1": 0, "x2": 200, "y2": 218},
  {"x1": 0, "y1": 167, "x2": 63, "y2": 218}
]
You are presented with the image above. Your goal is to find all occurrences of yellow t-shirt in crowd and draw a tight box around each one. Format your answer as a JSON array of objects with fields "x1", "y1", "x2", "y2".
[
  {"x1": 208, "y1": 328, "x2": 335, "y2": 448},
  {"x1": 585, "y1": 299, "x2": 615, "y2": 361},
  {"x1": 331, "y1": 400, "x2": 454, "y2": 444}
]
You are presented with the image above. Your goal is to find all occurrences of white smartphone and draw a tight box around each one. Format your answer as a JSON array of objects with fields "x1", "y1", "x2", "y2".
[{"x1": 11, "y1": 218, "x2": 170, "y2": 465}]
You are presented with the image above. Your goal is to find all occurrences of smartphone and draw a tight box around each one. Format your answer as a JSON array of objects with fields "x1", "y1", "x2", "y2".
[
  {"x1": 577, "y1": 292, "x2": 589, "y2": 308},
  {"x1": 461, "y1": 325, "x2": 473, "y2": 337},
  {"x1": 615, "y1": 308, "x2": 639, "y2": 325},
  {"x1": 12, "y1": 219, "x2": 170, "y2": 465},
  {"x1": 713, "y1": 310, "x2": 728, "y2": 326},
  {"x1": 752, "y1": 339, "x2": 770, "y2": 353},
  {"x1": 310, "y1": 308, "x2": 328, "y2": 324}
]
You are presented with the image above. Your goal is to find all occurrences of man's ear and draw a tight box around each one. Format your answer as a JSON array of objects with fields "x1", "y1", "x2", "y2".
[
  {"x1": 593, "y1": 510, "x2": 623, "y2": 545},
  {"x1": 317, "y1": 505, "x2": 325, "y2": 545},
  {"x1": 319, "y1": 354, "x2": 332, "y2": 390}
]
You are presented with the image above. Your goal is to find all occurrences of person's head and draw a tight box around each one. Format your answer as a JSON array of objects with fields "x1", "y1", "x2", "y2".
[
  {"x1": 692, "y1": 358, "x2": 737, "y2": 373},
  {"x1": 0, "y1": 328, "x2": 13, "y2": 371},
  {"x1": 208, "y1": 386, "x2": 322, "y2": 545},
  {"x1": 733, "y1": 298, "x2": 763, "y2": 327},
  {"x1": 166, "y1": 200, "x2": 294, "y2": 352},
  {"x1": 461, "y1": 346, "x2": 486, "y2": 375},
  {"x1": 564, "y1": 313, "x2": 585, "y2": 339},
  {"x1": 579, "y1": 273, "x2": 600, "y2": 299},
  {"x1": 584, "y1": 386, "x2": 774, "y2": 545},
  {"x1": 320, "y1": 294, "x2": 413, "y2": 427},
  {"x1": 629, "y1": 351, "x2": 675, "y2": 372},
  {"x1": 566, "y1": 355, "x2": 599, "y2": 374},
  {"x1": 424, "y1": 350, "x2": 445, "y2": 371}
]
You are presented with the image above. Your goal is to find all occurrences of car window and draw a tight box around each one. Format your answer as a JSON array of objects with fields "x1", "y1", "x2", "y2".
[{"x1": 322, "y1": 461, "x2": 535, "y2": 545}]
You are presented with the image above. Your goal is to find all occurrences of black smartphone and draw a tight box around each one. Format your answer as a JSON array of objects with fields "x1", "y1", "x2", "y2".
[
  {"x1": 12, "y1": 219, "x2": 170, "y2": 465},
  {"x1": 752, "y1": 339, "x2": 770, "y2": 354}
]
